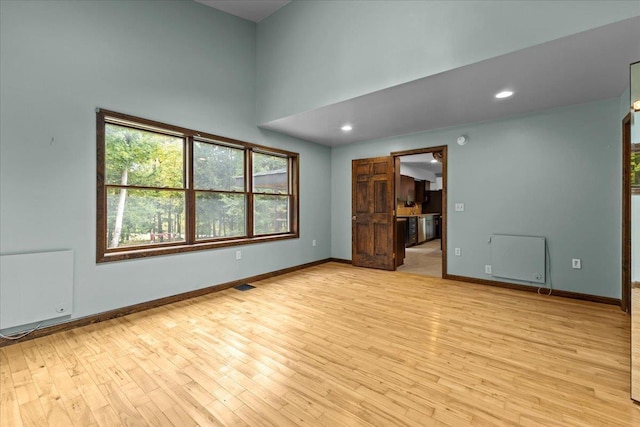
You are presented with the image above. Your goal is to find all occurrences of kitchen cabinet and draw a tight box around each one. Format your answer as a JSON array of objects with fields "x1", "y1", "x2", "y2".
[
  {"x1": 415, "y1": 180, "x2": 425, "y2": 203},
  {"x1": 406, "y1": 216, "x2": 417, "y2": 246},
  {"x1": 396, "y1": 219, "x2": 406, "y2": 267},
  {"x1": 399, "y1": 214, "x2": 438, "y2": 247},
  {"x1": 399, "y1": 175, "x2": 415, "y2": 202},
  {"x1": 422, "y1": 190, "x2": 442, "y2": 214}
]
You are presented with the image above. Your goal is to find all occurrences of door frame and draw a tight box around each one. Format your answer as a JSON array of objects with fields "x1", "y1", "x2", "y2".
[
  {"x1": 391, "y1": 146, "x2": 447, "y2": 277},
  {"x1": 622, "y1": 112, "x2": 632, "y2": 313}
]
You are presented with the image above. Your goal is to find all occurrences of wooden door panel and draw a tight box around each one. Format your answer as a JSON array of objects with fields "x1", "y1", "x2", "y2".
[
  {"x1": 355, "y1": 162, "x2": 370, "y2": 177},
  {"x1": 352, "y1": 156, "x2": 395, "y2": 270},
  {"x1": 374, "y1": 223, "x2": 390, "y2": 255},
  {"x1": 372, "y1": 161, "x2": 387, "y2": 175},
  {"x1": 355, "y1": 181, "x2": 369, "y2": 214},
  {"x1": 373, "y1": 181, "x2": 388, "y2": 213},
  {"x1": 355, "y1": 223, "x2": 370, "y2": 254}
]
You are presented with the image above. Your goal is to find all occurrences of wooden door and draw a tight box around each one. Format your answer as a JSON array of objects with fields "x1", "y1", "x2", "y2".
[
  {"x1": 622, "y1": 113, "x2": 631, "y2": 313},
  {"x1": 352, "y1": 156, "x2": 396, "y2": 270}
]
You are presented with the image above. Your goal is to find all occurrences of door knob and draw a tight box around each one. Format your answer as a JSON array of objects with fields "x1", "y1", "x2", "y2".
[{"x1": 352, "y1": 216, "x2": 356, "y2": 221}]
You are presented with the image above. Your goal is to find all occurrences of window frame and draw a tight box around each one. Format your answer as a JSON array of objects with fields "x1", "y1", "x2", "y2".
[
  {"x1": 632, "y1": 142, "x2": 640, "y2": 195},
  {"x1": 97, "y1": 109, "x2": 299, "y2": 263},
  {"x1": 251, "y1": 150, "x2": 294, "y2": 236}
]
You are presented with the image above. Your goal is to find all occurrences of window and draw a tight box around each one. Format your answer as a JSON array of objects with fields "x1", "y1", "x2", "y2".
[
  {"x1": 97, "y1": 109, "x2": 299, "y2": 262},
  {"x1": 253, "y1": 151, "x2": 291, "y2": 235},
  {"x1": 633, "y1": 142, "x2": 640, "y2": 194}
]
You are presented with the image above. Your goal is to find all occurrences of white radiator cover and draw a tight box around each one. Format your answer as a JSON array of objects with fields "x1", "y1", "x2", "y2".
[
  {"x1": 0, "y1": 250, "x2": 73, "y2": 330},
  {"x1": 490, "y1": 235, "x2": 546, "y2": 284}
]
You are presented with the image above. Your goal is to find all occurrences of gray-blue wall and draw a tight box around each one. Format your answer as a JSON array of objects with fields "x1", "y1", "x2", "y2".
[
  {"x1": 0, "y1": 0, "x2": 331, "y2": 329},
  {"x1": 631, "y1": 64, "x2": 640, "y2": 282},
  {"x1": 257, "y1": 0, "x2": 639, "y2": 124},
  {"x1": 0, "y1": 0, "x2": 633, "y2": 334},
  {"x1": 255, "y1": 0, "x2": 635, "y2": 298},
  {"x1": 331, "y1": 98, "x2": 622, "y2": 298}
]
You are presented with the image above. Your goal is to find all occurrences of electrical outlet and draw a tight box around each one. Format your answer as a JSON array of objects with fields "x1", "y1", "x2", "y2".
[
  {"x1": 236, "y1": 250, "x2": 242, "y2": 260},
  {"x1": 485, "y1": 265, "x2": 492, "y2": 274},
  {"x1": 455, "y1": 248, "x2": 461, "y2": 256},
  {"x1": 572, "y1": 258, "x2": 581, "y2": 269},
  {"x1": 312, "y1": 240, "x2": 317, "y2": 247},
  {"x1": 455, "y1": 203, "x2": 465, "y2": 212}
]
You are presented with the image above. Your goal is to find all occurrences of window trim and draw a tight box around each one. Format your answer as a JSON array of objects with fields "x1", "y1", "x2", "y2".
[
  {"x1": 632, "y1": 142, "x2": 640, "y2": 195},
  {"x1": 96, "y1": 109, "x2": 299, "y2": 263}
]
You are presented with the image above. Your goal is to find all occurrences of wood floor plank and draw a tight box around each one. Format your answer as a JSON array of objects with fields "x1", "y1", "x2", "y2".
[
  {"x1": 147, "y1": 387, "x2": 198, "y2": 426},
  {"x1": 32, "y1": 365, "x2": 89, "y2": 426},
  {"x1": 38, "y1": 388, "x2": 74, "y2": 427},
  {"x1": 69, "y1": 372, "x2": 109, "y2": 412},
  {"x1": 0, "y1": 376, "x2": 23, "y2": 427},
  {"x1": 135, "y1": 400, "x2": 175, "y2": 427},
  {"x1": 18, "y1": 398, "x2": 47, "y2": 427},
  {"x1": 97, "y1": 380, "x2": 146, "y2": 426},
  {"x1": 91, "y1": 404, "x2": 123, "y2": 427},
  {"x1": 1, "y1": 262, "x2": 639, "y2": 426}
]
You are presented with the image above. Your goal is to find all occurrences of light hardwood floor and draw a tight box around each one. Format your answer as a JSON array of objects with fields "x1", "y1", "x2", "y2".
[{"x1": 1, "y1": 262, "x2": 638, "y2": 426}]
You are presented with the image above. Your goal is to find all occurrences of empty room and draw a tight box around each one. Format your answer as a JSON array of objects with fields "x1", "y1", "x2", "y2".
[{"x1": 1, "y1": 0, "x2": 640, "y2": 425}]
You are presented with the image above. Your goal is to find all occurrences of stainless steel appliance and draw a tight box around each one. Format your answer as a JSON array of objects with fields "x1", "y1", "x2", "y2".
[{"x1": 417, "y1": 216, "x2": 427, "y2": 244}]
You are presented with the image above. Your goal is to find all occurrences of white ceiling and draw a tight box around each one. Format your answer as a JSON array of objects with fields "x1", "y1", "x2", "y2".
[
  {"x1": 261, "y1": 17, "x2": 640, "y2": 146},
  {"x1": 196, "y1": 1, "x2": 639, "y2": 147},
  {"x1": 195, "y1": 0, "x2": 290, "y2": 22},
  {"x1": 400, "y1": 153, "x2": 442, "y2": 175}
]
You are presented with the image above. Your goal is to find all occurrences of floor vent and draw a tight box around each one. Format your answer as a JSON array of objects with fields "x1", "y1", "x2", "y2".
[{"x1": 234, "y1": 284, "x2": 255, "y2": 291}]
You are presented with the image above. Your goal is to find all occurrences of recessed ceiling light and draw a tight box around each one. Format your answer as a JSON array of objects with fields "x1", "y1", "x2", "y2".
[
  {"x1": 495, "y1": 90, "x2": 514, "y2": 99},
  {"x1": 430, "y1": 159, "x2": 438, "y2": 163},
  {"x1": 341, "y1": 124, "x2": 353, "y2": 132}
]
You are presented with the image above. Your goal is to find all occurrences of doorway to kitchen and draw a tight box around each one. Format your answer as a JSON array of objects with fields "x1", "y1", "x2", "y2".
[{"x1": 392, "y1": 146, "x2": 447, "y2": 278}]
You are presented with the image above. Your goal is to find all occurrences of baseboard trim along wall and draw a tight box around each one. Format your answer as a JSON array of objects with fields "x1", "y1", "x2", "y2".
[
  {"x1": 0, "y1": 258, "x2": 331, "y2": 347},
  {"x1": 331, "y1": 259, "x2": 619, "y2": 306},
  {"x1": 1, "y1": 259, "x2": 620, "y2": 346},
  {"x1": 328, "y1": 257, "x2": 352, "y2": 264},
  {"x1": 444, "y1": 273, "x2": 621, "y2": 306},
  {"x1": 632, "y1": 282, "x2": 640, "y2": 402}
]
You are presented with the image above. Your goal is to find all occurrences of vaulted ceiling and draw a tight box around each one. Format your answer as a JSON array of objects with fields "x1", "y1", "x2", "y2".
[
  {"x1": 261, "y1": 17, "x2": 640, "y2": 146},
  {"x1": 195, "y1": 0, "x2": 290, "y2": 22},
  {"x1": 198, "y1": 2, "x2": 639, "y2": 147}
]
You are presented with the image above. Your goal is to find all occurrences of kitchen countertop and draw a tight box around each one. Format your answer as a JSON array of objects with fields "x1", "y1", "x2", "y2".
[{"x1": 397, "y1": 213, "x2": 440, "y2": 218}]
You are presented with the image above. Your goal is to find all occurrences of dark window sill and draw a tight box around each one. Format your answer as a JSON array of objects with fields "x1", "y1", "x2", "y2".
[{"x1": 97, "y1": 233, "x2": 299, "y2": 263}]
